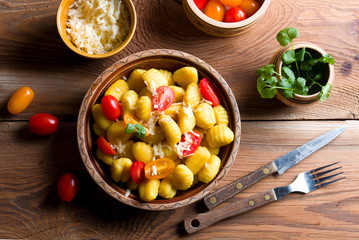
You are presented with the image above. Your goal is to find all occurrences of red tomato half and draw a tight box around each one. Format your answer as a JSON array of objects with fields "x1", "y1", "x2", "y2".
[
  {"x1": 57, "y1": 172, "x2": 79, "y2": 202},
  {"x1": 101, "y1": 95, "x2": 121, "y2": 120},
  {"x1": 199, "y1": 78, "x2": 220, "y2": 106},
  {"x1": 178, "y1": 131, "x2": 202, "y2": 158},
  {"x1": 29, "y1": 113, "x2": 59, "y2": 135},
  {"x1": 97, "y1": 136, "x2": 116, "y2": 155},
  {"x1": 152, "y1": 86, "x2": 175, "y2": 111},
  {"x1": 194, "y1": 0, "x2": 208, "y2": 10},
  {"x1": 224, "y1": 7, "x2": 246, "y2": 22},
  {"x1": 130, "y1": 161, "x2": 145, "y2": 184}
]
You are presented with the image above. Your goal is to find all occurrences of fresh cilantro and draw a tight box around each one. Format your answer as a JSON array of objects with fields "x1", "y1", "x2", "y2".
[
  {"x1": 319, "y1": 83, "x2": 332, "y2": 102},
  {"x1": 276, "y1": 28, "x2": 299, "y2": 46}
]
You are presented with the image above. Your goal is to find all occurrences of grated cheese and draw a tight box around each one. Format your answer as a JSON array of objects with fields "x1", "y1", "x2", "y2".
[
  {"x1": 153, "y1": 142, "x2": 165, "y2": 159},
  {"x1": 66, "y1": 0, "x2": 130, "y2": 54},
  {"x1": 125, "y1": 189, "x2": 131, "y2": 197},
  {"x1": 182, "y1": 103, "x2": 194, "y2": 118},
  {"x1": 152, "y1": 165, "x2": 157, "y2": 176},
  {"x1": 201, "y1": 97, "x2": 213, "y2": 105}
]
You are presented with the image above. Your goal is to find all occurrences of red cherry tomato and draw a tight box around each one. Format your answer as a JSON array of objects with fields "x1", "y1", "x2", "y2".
[
  {"x1": 144, "y1": 158, "x2": 176, "y2": 180},
  {"x1": 97, "y1": 136, "x2": 116, "y2": 155},
  {"x1": 194, "y1": 0, "x2": 208, "y2": 10},
  {"x1": 203, "y1": 0, "x2": 225, "y2": 22},
  {"x1": 224, "y1": 7, "x2": 246, "y2": 22},
  {"x1": 57, "y1": 172, "x2": 79, "y2": 202},
  {"x1": 199, "y1": 78, "x2": 221, "y2": 106},
  {"x1": 152, "y1": 86, "x2": 175, "y2": 111},
  {"x1": 238, "y1": 0, "x2": 260, "y2": 17},
  {"x1": 29, "y1": 113, "x2": 59, "y2": 135},
  {"x1": 177, "y1": 131, "x2": 202, "y2": 158},
  {"x1": 101, "y1": 95, "x2": 121, "y2": 120},
  {"x1": 130, "y1": 161, "x2": 146, "y2": 184}
]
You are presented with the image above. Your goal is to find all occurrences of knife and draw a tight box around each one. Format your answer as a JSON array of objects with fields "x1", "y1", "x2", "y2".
[{"x1": 203, "y1": 126, "x2": 347, "y2": 210}]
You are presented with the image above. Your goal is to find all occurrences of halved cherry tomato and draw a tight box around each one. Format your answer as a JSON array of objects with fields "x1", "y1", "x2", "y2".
[
  {"x1": 152, "y1": 86, "x2": 175, "y2": 111},
  {"x1": 101, "y1": 95, "x2": 121, "y2": 120},
  {"x1": 224, "y1": 7, "x2": 246, "y2": 22},
  {"x1": 177, "y1": 131, "x2": 202, "y2": 158},
  {"x1": 97, "y1": 136, "x2": 116, "y2": 155},
  {"x1": 130, "y1": 161, "x2": 146, "y2": 184},
  {"x1": 7, "y1": 86, "x2": 34, "y2": 115},
  {"x1": 194, "y1": 0, "x2": 208, "y2": 10},
  {"x1": 238, "y1": 0, "x2": 260, "y2": 17},
  {"x1": 123, "y1": 113, "x2": 150, "y2": 136},
  {"x1": 29, "y1": 113, "x2": 59, "y2": 135},
  {"x1": 203, "y1": 0, "x2": 225, "y2": 22},
  {"x1": 199, "y1": 78, "x2": 220, "y2": 106},
  {"x1": 219, "y1": 0, "x2": 242, "y2": 7},
  {"x1": 57, "y1": 172, "x2": 79, "y2": 202},
  {"x1": 144, "y1": 158, "x2": 175, "y2": 180}
]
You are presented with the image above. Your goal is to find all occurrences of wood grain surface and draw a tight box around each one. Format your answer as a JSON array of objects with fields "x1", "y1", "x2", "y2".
[{"x1": 1, "y1": 0, "x2": 359, "y2": 239}]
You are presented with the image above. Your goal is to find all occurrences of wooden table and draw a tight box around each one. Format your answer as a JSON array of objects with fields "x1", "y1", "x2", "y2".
[{"x1": 1, "y1": 0, "x2": 359, "y2": 239}]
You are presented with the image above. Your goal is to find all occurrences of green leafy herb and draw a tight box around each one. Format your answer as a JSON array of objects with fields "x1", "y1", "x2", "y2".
[
  {"x1": 256, "y1": 27, "x2": 335, "y2": 102},
  {"x1": 134, "y1": 124, "x2": 146, "y2": 138},
  {"x1": 125, "y1": 123, "x2": 135, "y2": 133}
]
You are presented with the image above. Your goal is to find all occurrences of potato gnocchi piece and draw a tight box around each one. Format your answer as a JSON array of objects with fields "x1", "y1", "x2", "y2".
[
  {"x1": 173, "y1": 66, "x2": 198, "y2": 88},
  {"x1": 139, "y1": 179, "x2": 160, "y2": 202},
  {"x1": 164, "y1": 104, "x2": 182, "y2": 122},
  {"x1": 206, "y1": 125, "x2": 234, "y2": 148},
  {"x1": 139, "y1": 87, "x2": 152, "y2": 98},
  {"x1": 136, "y1": 96, "x2": 152, "y2": 122},
  {"x1": 142, "y1": 68, "x2": 167, "y2": 91},
  {"x1": 171, "y1": 164, "x2": 194, "y2": 190},
  {"x1": 107, "y1": 121, "x2": 132, "y2": 145},
  {"x1": 158, "y1": 115, "x2": 181, "y2": 145},
  {"x1": 168, "y1": 85, "x2": 185, "y2": 103},
  {"x1": 200, "y1": 138, "x2": 220, "y2": 156},
  {"x1": 198, "y1": 155, "x2": 221, "y2": 183},
  {"x1": 126, "y1": 178, "x2": 139, "y2": 191},
  {"x1": 96, "y1": 148, "x2": 114, "y2": 166},
  {"x1": 116, "y1": 140, "x2": 136, "y2": 160},
  {"x1": 132, "y1": 142, "x2": 154, "y2": 164},
  {"x1": 126, "y1": 69, "x2": 146, "y2": 93},
  {"x1": 158, "y1": 69, "x2": 175, "y2": 86},
  {"x1": 184, "y1": 146, "x2": 211, "y2": 175},
  {"x1": 141, "y1": 126, "x2": 166, "y2": 145},
  {"x1": 111, "y1": 158, "x2": 132, "y2": 182},
  {"x1": 92, "y1": 104, "x2": 114, "y2": 130},
  {"x1": 121, "y1": 90, "x2": 139, "y2": 116},
  {"x1": 159, "y1": 176, "x2": 177, "y2": 199},
  {"x1": 213, "y1": 105, "x2": 229, "y2": 126},
  {"x1": 93, "y1": 123, "x2": 106, "y2": 137},
  {"x1": 194, "y1": 103, "x2": 216, "y2": 130},
  {"x1": 105, "y1": 79, "x2": 129, "y2": 101},
  {"x1": 193, "y1": 127, "x2": 206, "y2": 139},
  {"x1": 183, "y1": 82, "x2": 201, "y2": 109},
  {"x1": 178, "y1": 107, "x2": 196, "y2": 134}
]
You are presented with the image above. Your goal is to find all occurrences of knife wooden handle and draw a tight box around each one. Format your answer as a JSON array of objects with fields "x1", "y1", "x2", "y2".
[
  {"x1": 184, "y1": 188, "x2": 278, "y2": 234},
  {"x1": 203, "y1": 162, "x2": 277, "y2": 210}
]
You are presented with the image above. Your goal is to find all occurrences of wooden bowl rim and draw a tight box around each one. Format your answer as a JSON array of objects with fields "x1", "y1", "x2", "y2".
[
  {"x1": 77, "y1": 49, "x2": 241, "y2": 210},
  {"x1": 56, "y1": 0, "x2": 137, "y2": 59},
  {"x1": 184, "y1": 0, "x2": 271, "y2": 29}
]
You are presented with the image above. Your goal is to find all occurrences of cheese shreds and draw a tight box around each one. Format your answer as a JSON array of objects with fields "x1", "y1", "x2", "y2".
[
  {"x1": 201, "y1": 97, "x2": 213, "y2": 105},
  {"x1": 153, "y1": 142, "x2": 165, "y2": 159},
  {"x1": 125, "y1": 189, "x2": 131, "y2": 197},
  {"x1": 66, "y1": 0, "x2": 130, "y2": 54},
  {"x1": 152, "y1": 165, "x2": 157, "y2": 176},
  {"x1": 182, "y1": 103, "x2": 194, "y2": 118}
]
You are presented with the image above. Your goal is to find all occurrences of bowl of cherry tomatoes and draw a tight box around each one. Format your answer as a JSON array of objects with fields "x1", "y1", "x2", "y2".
[
  {"x1": 183, "y1": 0, "x2": 271, "y2": 37},
  {"x1": 77, "y1": 49, "x2": 241, "y2": 210}
]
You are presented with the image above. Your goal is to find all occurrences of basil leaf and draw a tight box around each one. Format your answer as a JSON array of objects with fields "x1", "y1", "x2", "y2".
[
  {"x1": 318, "y1": 54, "x2": 335, "y2": 65},
  {"x1": 319, "y1": 83, "x2": 332, "y2": 102},
  {"x1": 135, "y1": 124, "x2": 146, "y2": 138},
  {"x1": 282, "y1": 67, "x2": 295, "y2": 82},
  {"x1": 282, "y1": 50, "x2": 296, "y2": 64},
  {"x1": 293, "y1": 77, "x2": 308, "y2": 95},
  {"x1": 256, "y1": 64, "x2": 275, "y2": 78},
  {"x1": 125, "y1": 123, "x2": 135, "y2": 133},
  {"x1": 276, "y1": 27, "x2": 299, "y2": 46},
  {"x1": 295, "y1": 47, "x2": 306, "y2": 62}
]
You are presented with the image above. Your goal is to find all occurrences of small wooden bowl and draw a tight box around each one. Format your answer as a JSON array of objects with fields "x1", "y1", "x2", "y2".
[
  {"x1": 270, "y1": 42, "x2": 335, "y2": 107},
  {"x1": 56, "y1": 0, "x2": 136, "y2": 59},
  {"x1": 77, "y1": 49, "x2": 241, "y2": 210},
  {"x1": 182, "y1": 0, "x2": 271, "y2": 37}
]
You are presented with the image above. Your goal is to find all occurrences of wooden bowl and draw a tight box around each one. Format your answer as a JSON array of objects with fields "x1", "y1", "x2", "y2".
[
  {"x1": 77, "y1": 49, "x2": 241, "y2": 210},
  {"x1": 56, "y1": 0, "x2": 136, "y2": 59},
  {"x1": 270, "y1": 42, "x2": 335, "y2": 107},
  {"x1": 182, "y1": 0, "x2": 271, "y2": 37}
]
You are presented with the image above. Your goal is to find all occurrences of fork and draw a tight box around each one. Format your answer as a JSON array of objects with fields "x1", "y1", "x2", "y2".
[{"x1": 184, "y1": 162, "x2": 345, "y2": 234}]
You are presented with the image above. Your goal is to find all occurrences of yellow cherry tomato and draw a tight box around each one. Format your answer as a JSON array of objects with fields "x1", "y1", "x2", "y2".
[
  {"x1": 219, "y1": 0, "x2": 242, "y2": 7},
  {"x1": 203, "y1": 0, "x2": 225, "y2": 22},
  {"x1": 238, "y1": 0, "x2": 260, "y2": 17},
  {"x1": 144, "y1": 158, "x2": 175, "y2": 180},
  {"x1": 7, "y1": 86, "x2": 34, "y2": 114}
]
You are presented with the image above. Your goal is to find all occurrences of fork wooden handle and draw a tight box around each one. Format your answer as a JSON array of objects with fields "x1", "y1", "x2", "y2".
[
  {"x1": 203, "y1": 162, "x2": 277, "y2": 210},
  {"x1": 184, "y1": 189, "x2": 278, "y2": 234}
]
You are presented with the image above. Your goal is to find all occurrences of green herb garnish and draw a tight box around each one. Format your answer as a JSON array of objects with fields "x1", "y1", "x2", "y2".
[
  {"x1": 125, "y1": 123, "x2": 146, "y2": 139},
  {"x1": 257, "y1": 27, "x2": 335, "y2": 102}
]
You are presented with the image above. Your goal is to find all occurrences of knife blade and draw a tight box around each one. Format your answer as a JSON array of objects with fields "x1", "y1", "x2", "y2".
[{"x1": 203, "y1": 126, "x2": 346, "y2": 210}]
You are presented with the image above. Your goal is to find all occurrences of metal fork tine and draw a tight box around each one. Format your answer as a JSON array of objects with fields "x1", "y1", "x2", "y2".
[
  {"x1": 318, "y1": 176, "x2": 346, "y2": 188},
  {"x1": 310, "y1": 161, "x2": 340, "y2": 173},
  {"x1": 316, "y1": 171, "x2": 344, "y2": 184},
  {"x1": 313, "y1": 166, "x2": 342, "y2": 178}
]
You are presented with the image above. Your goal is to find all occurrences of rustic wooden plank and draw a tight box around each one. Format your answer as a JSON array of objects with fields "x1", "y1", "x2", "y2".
[
  {"x1": 0, "y1": 0, "x2": 358, "y2": 121},
  {"x1": 1, "y1": 120, "x2": 358, "y2": 239}
]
